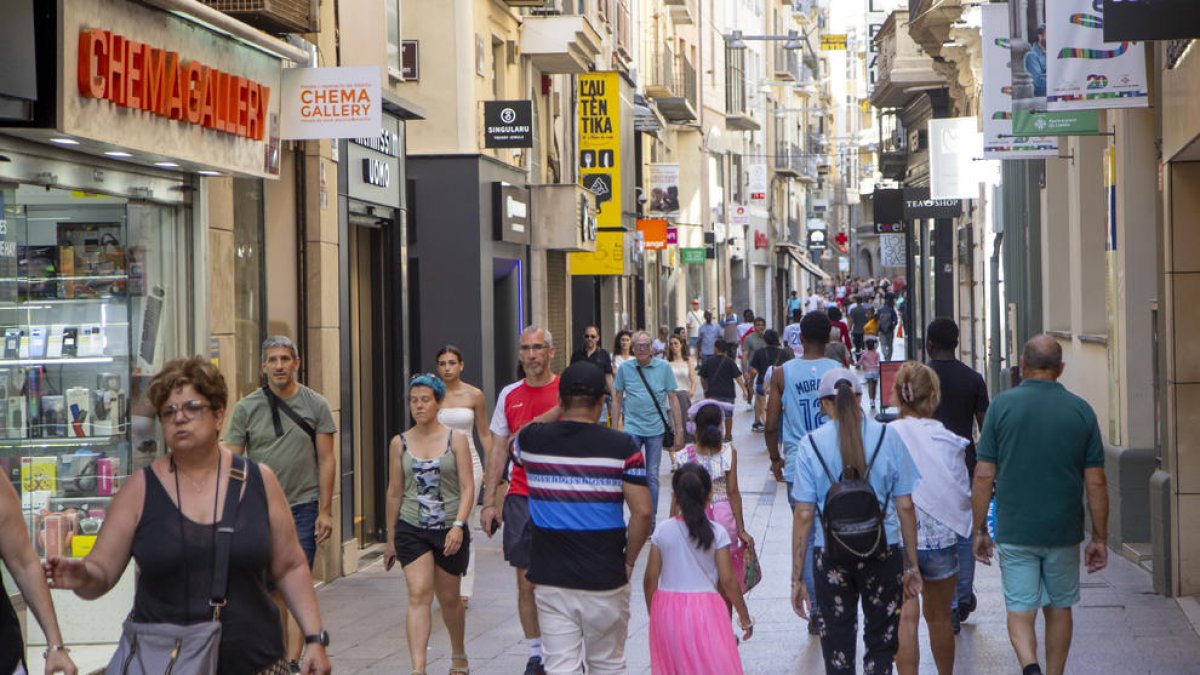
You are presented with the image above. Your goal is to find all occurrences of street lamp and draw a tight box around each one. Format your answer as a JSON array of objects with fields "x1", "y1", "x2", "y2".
[{"x1": 724, "y1": 29, "x2": 805, "y2": 50}]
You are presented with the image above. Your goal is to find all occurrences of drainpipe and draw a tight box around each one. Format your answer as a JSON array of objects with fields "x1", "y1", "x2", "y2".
[{"x1": 989, "y1": 231, "x2": 1004, "y2": 391}]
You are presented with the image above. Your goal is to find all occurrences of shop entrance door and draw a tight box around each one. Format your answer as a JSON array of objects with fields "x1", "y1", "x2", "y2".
[{"x1": 349, "y1": 220, "x2": 386, "y2": 545}]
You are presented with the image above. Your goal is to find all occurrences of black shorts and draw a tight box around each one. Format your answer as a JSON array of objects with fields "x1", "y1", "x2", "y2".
[
  {"x1": 393, "y1": 519, "x2": 471, "y2": 575},
  {"x1": 502, "y1": 494, "x2": 533, "y2": 569}
]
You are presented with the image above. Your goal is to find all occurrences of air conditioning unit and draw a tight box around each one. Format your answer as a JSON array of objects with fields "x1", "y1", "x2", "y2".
[
  {"x1": 529, "y1": 0, "x2": 565, "y2": 14},
  {"x1": 508, "y1": 0, "x2": 553, "y2": 7},
  {"x1": 201, "y1": 0, "x2": 317, "y2": 34}
]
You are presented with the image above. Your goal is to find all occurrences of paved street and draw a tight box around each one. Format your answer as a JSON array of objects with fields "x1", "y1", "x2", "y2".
[{"x1": 319, "y1": 386, "x2": 1200, "y2": 674}]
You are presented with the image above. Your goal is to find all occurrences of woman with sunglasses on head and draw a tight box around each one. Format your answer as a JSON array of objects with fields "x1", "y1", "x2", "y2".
[
  {"x1": 612, "y1": 330, "x2": 634, "y2": 373},
  {"x1": 385, "y1": 374, "x2": 475, "y2": 675},
  {"x1": 44, "y1": 357, "x2": 330, "y2": 675},
  {"x1": 435, "y1": 346, "x2": 492, "y2": 610}
]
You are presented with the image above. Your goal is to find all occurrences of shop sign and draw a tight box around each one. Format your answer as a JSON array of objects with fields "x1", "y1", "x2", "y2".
[
  {"x1": 1103, "y1": 0, "x2": 1200, "y2": 41},
  {"x1": 483, "y1": 100, "x2": 533, "y2": 148},
  {"x1": 570, "y1": 230, "x2": 625, "y2": 275},
  {"x1": 637, "y1": 218, "x2": 668, "y2": 251},
  {"x1": 903, "y1": 187, "x2": 961, "y2": 219},
  {"x1": 821, "y1": 34, "x2": 848, "y2": 51},
  {"x1": 666, "y1": 227, "x2": 678, "y2": 245},
  {"x1": 680, "y1": 247, "x2": 707, "y2": 265},
  {"x1": 578, "y1": 72, "x2": 622, "y2": 229},
  {"x1": 346, "y1": 116, "x2": 402, "y2": 208},
  {"x1": 838, "y1": 256, "x2": 850, "y2": 273},
  {"x1": 580, "y1": 194, "x2": 598, "y2": 243},
  {"x1": 929, "y1": 117, "x2": 983, "y2": 200},
  {"x1": 280, "y1": 66, "x2": 381, "y2": 140},
  {"x1": 59, "y1": 0, "x2": 284, "y2": 177},
  {"x1": 807, "y1": 229, "x2": 828, "y2": 251},
  {"x1": 730, "y1": 203, "x2": 750, "y2": 227},
  {"x1": 748, "y1": 163, "x2": 768, "y2": 202},
  {"x1": 401, "y1": 41, "x2": 420, "y2": 81},
  {"x1": 494, "y1": 182, "x2": 531, "y2": 245},
  {"x1": 754, "y1": 231, "x2": 770, "y2": 250}
]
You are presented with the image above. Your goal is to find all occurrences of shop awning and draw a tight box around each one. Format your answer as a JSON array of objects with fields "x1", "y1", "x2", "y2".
[{"x1": 777, "y1": 244, "x2": 831, "y2": 280}]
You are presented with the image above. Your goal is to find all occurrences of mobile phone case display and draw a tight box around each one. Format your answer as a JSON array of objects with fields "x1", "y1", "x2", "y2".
[{"x1": 0, "y1": 218, "x2": 134, "y2": 563}]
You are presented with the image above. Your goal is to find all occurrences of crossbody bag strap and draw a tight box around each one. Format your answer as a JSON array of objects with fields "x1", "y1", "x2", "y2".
[
  {"x1": 263, "y1": 385, "x2": 319, "y2": 464},
  {"x1": 635, "y1": 365, "x2": 670, "y2": 430},
  {"x1": 863, "y1": 426, "x2": 888, "y2": 480},
  {"x1": 211, "y1": 454, "x2": 248, "y2": 619}
]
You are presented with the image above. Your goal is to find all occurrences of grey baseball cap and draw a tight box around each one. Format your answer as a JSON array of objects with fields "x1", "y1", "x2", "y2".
[{"x1": 817, "y1": 368, "x2": 863, "y2": 398}]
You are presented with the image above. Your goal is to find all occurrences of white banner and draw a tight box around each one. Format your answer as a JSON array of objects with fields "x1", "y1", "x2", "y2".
[
  {"x1": 982, "y1": 4, "x2": 1058, "y2": 159},
  {"x1": 929, "y1": 117, "x2": 982, "y2": 200},
  {"x1": 730, "y1": 203, "x2": 750, "y2": 227},
  {"x1": 280, "y1": 67, "x2": 382, "y2": 140},
  {"x1": 647, "y1": 163, "x2": 680, "y2": 217},
  {"x1": 1046, "y1": 0, "x2": 1149, "y2": 111},
  {"x1": 879, "y1": 234, "x2": 905, "y2": 268},
  {"x1": 748, "y1": 162, "x2": 768, "y2": 202}
]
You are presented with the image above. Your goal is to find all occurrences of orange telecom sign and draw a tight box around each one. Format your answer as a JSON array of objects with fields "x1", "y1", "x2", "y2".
[{"x1": 76, "y1": 28, "x2": 271, "y2": 141}]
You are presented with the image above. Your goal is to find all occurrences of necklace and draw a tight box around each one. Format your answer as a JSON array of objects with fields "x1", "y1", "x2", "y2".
[{"x1": 171, "y1": 453, "x2": 219, "y2": 493}]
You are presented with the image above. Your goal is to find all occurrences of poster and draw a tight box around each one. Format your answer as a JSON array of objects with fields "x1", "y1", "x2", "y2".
[
  {"x1": 646, "y1": 163, "x2": 680, "y2": 217},
  {"x1": 982, "y1": 4, "x2": 1058, "y2": 159},
  {"x1": 928, "y1": 118, "x2": 982, "y2": 200},
  {"x1": 1046, "y1": 0, "x2": 1148, "y2": 111},
  {"x1": 1008, "y1": 0, "x2": 1101, "y2": 136},
  {"x1": 879, "y1": 233, "x2": 906, "y2": 268},
  {"x1": 578, "y1": 72, "x2": 622, "y2": 229}
]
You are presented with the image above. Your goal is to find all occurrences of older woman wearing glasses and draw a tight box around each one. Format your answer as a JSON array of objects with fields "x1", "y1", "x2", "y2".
[{"x1": 44, "y1": 357, "x2": 331, "y2": 675}]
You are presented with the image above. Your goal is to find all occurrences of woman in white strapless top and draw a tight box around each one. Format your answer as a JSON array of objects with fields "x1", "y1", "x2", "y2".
[
  {"x1": 435, "y1": 346, "x2": 492, "y2": 605},
  {"x1": 666, "y1": 334, "x2": 696, "y2": 443}
]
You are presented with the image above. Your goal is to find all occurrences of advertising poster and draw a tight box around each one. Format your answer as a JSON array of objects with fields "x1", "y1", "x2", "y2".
[
  {"x1": 982, "y1": 4, "x2": 1058, "y2": 159},
  {"x1": 578, "y1": 72, "x2": 622, "y2": 229},
  {"x1": 928, "y1": 118, "x2": 982, "y2": 200},
  {"x1": 1008, "y1": 0, "x2": 1100, "y2": 136},
  {"x1": 1046, "y1": 0, "x2": 1148, "y2": 111},
  {"x1": 280, "y1": 66, "x2": 381, "y2": 140},
  {"x1": 646, "y1": 163, "x2": 680, "y2": 217}
]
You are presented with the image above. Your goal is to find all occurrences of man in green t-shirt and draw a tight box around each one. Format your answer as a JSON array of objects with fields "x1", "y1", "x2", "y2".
[
  {"x1": 225, "y1": 335, "x2": 336, "y2": 668},
  {"x1": 971, "y1": 335, "x2": 1109, "y2": 675}
]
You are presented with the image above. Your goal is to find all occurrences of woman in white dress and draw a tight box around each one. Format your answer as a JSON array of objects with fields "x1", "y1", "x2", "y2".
[
  {"x1": 435, "y1": 345, "x2": 492, "y2": 607},
  {"x1": 612, "y1": 330, "x2": 633, "y2": 372},
  {"x1": 666, "y1": 334, "x2": 696, "y2": 445}
]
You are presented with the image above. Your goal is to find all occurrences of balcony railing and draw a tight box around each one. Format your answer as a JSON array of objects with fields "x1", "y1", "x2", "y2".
[
  {"x1": 725, "y1": 48, "x2": 759, "y2": 131},
  {"x1": 776, "y1": 142, "x2": 817, "y2": 182},
  {"x1": 664, "y1": 0, "x2": 696, "y2": 25},
  {"x1": 645, "y1": 44, "x2": 677, "y2": 98},
  {"x1": 615, "y1": 0, "x2": 632, "y2": 58},
  {"x1": 680, "y1": 54, "x2": 698, "y2": 113},
  {"x1": 773, "y1": 45, "x2": 802, "y2": 81}
]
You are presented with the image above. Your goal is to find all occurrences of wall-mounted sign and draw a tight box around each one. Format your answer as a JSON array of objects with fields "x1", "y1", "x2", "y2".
[
  {"x1": 821, "y1": 34, "x2": 848, "y2": 50},
  {"x1": 493, "y1": 182, "x2": 531, "y2": 245},
  {"x1": 637, "y1": 218, "x2": 668, "y2": 251},
  {"x1": 730, "y1": 203, "x2": 750, "y2": 227},
  {"x1": 929, "y1": 117, "x2": 983, "y2": 200},
  {"x1": 903, "y1": 187, "x2": 961, "y2": 219},
  {"x1": 580, "y1": 193, "x2": 598, "y2": 243},
  {"x1": 570, "y1": 230, "x2": 625, "y2": 275},
  {"x1": 345, "y1": 116, "x2": 402, "y2": 207},
  {"x1": 754, "y1": 231, "x2": 770, "y2": 250},
  {"x1": 667, "y1": 227, "x2": 678, "y2": 245},
  {"x1": 1103, "y1": 0, "x2": 1200, "y2": 41},
  {"x1": 981, "y1": 4, "x2": 1059, "y2": 159},
  {"x1": 578, "y1": 72, "x2": 622, "y2": 229},
  {"x1": 680, "y1": 248, "x2": 707, "y2": 265},
  {"x1": 748, "y1": 163, "x2": 768, "y2": 202},
  {"x1": 874, "y1": 222, "x2": 907, "y2": 234},
  {"x1": 647, "y1": 163, "x2": 680, "y2": 217},
  {"x1": 807, "y1": 229, "x2": 828, "y2": 251},
  {"x1": 401, "y1": 41, "x2": 420, "y2": 80},
  {"x1": 280, "y1": 66, "x2": 380, "y2": 140},
  {"x1": 483, "y1": 100, "x2": 533, "y2": 148}
]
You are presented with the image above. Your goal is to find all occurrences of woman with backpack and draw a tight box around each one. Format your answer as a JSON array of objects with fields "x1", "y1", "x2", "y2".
[
  {"x1": 890, "y1": 362, "x2": 971, "y2": 675},
  {"x1": 791, "y1": 368, "x2": 922, "y2": 675},
  {"x1": 645, "y1": 464, "x2": 753, "y2": 674}
]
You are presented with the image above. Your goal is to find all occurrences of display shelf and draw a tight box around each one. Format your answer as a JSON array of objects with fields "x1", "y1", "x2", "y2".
[
  {"x1": 0, "y1": 355, "x2": 119, "y2": 367},
  {"x1": 0, "y1": 298, "x2": 127, "y2": 308},
  {"x1": 0, "y1": 436, "x2": 125, "y2": 449}
]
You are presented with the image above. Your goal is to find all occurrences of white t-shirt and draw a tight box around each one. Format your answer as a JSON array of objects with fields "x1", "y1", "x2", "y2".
[
  {"x1": 651, "y1": 517, "x2": 730, "y2": 593},
  {"x1": 805, "y1": 294, "x2": 823, "y2": 313},
  {"x1": 686, "y1": 310, "x2": 704, "y2": 338}
]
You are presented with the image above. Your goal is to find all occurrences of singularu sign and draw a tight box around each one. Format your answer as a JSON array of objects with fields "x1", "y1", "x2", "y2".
[{"x1": 77, "y1": 28, "x2": 271, "y2": 141}]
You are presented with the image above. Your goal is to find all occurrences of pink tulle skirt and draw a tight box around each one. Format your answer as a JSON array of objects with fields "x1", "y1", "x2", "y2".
[
  {"x1": 708, "y1": 500, "x2": 746, "y2": 591},
  {"x1": 649, "y1": 590, "x2": 744, "y2": 674}
]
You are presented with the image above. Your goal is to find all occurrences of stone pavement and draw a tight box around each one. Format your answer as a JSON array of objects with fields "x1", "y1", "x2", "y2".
[{"x1": 320, "y1": 395, "x2": 1200, "y2": 674}]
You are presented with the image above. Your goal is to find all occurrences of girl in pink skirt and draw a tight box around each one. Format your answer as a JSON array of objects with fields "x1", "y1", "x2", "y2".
[
  {"x1": 671, "y1": 400, "x2": 755, "y2": 591},
  {"x1": 644, "y1": 464, "x2": 753, "y2": 674}
]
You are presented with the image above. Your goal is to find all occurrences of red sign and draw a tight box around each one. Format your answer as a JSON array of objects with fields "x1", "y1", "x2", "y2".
[
  {"x1": 637, "y1": 218, "x2": 668, "y2": 250},
  {"x1": 754, "y1": 231, "x2": 770, "y2": 250},
  {"x1": 77, "y1": 28, "x2": 271, "y2": 141}
]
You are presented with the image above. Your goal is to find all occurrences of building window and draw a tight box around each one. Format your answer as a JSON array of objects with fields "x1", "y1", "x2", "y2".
[{"x1": 232, "y1": 179, "x2": 266, "y2": 400}]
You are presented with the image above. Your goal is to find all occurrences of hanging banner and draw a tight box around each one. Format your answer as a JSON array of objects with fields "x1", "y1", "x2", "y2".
[
  {"x1": 1046, "y1": 0, "x2": 1148, "y2": 111},
  {"x1": 578, "y1": 72, "x2": 622, "y2": 229},
  {"x1": 928, "y1": 118, "x2": 982, "y2": 200},
  {"x1": 637, "y1": 218, "x2": 668, "y2": 250},
  {"x1": 981, "y1": 4, "x2": 1058, "y2": 159},
  {"x1": 1008, "y1": 0, "x2": 1102, "y2": 136},
  {"x1": 730, "y1": 203, "x2": 750, "y2": 227},
  {"x1": 280, "y1": 66, "x2": 381, "y2": 140},
  {"x1": 570, "y1": 230, "x2": 625, "y2": 275},
  {"x1": 646, "y1": 163, "x2": 680, "y2": 217},
  {"x1": 748, "y1": 162, "x2": 768, "y2": 202}
]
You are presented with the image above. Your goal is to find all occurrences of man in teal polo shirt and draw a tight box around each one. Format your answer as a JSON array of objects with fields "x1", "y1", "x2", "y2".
[
  {"x1": 971, "y1": 335, "x2": 1109, "y2": 675},
  {"x1": 613, "y1": 330, "x2": 681, "y2": 520}
]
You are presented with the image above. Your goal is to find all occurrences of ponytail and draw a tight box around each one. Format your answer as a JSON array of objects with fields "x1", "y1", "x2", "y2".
[
  {"x1": 672, "y1": 464, "x2": 715, "y2": 550},
  {"x1": 834, "y1": 381, "x2": 866, "y2": 477}
]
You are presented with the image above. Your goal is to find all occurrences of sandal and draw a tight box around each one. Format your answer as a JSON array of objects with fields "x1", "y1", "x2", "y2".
[{"x1": 449, "y1": 653, "x2": 470, "y2": 675}]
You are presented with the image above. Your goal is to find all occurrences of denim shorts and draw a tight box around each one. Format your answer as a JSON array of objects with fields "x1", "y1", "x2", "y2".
[
  {"x1": 997, "y1": 543, "x2": 1081, "y2": 612},
  {"x1": 291, "y1": 501, "x2": 319, "y2": 569},
  {"x1": 755, "y1": 381, "x2": 765, "y2": 396},
  {"x1": 917, "y1": 544, "x2": 959, "y2": 582},
  {"x1": 863, "y1": 371, "x2": 880, "y2": 382}
]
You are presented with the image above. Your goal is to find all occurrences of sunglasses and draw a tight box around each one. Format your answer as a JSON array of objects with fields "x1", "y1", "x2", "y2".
[{"x1": 158, "y1": 400, "x2": 215, "y2": 421}]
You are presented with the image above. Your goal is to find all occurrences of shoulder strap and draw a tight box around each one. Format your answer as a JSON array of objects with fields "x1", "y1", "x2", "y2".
[
  {"x1": 808, "y1": 435, "x2": 837, "y2": 483},
  {"x1": 263, "y1": 385, "x2": 318, "y2": 445},
  {"x1": 864, "y1": 426, "x2": 888, "y2": 480},
  {"x1": 635, "y1": 364, "x2": 670, "y2": 429},
  {"x1": 211, "y1": 454, "x2": 248, "y2": 618}
]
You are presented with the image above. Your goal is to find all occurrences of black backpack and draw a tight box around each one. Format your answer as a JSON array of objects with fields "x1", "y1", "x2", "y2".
[
  {"x1": 878, "y1": 306, "x2": 897, "y2": 332},
  {"x1": 808, "y1": 428, "x2": 891, "y2": 565}
]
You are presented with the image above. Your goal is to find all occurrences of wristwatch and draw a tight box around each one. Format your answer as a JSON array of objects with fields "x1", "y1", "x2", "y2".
[{"x1": 304, "y1": 630, "x2": 330, "y2": 647}]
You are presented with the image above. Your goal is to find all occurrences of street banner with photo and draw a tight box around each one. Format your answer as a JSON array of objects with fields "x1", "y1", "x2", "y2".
[
  {"x1": 928, "y1": 117, "x2": 982, "y2": 200},
  {"x1": 1008, "y1": 0, "x2": 1101, "y2": 136},
  {"x1": 578, "y1": 72, "x2": 622, "y2": 229},
  {"x1": 1046, "y1": 0, "x2": 1148, "y2": 111},
  {"x1": 982, "y1": 4, "x2": 1058, "y2": 158},
  {"x1": 280, "y1": 67, "x2": 381, "y2": 140},
  {"x1": 646, "y1": 163, "x2": 680, "y2": 216}
]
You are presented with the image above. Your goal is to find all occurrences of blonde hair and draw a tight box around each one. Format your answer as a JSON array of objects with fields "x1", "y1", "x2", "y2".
[{"x1": 892, "y1": 361, "x2": 941, "y2": 418}]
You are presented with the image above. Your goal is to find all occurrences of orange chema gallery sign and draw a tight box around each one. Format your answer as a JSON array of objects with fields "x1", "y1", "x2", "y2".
[{"x1": 76, "y1": 28, "x2": 271, "y2": 141}]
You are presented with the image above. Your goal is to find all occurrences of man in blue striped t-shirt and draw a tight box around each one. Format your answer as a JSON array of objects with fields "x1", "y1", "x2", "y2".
[{"x1": 513, "y1": 361, "x2": 652, "y2": 674}]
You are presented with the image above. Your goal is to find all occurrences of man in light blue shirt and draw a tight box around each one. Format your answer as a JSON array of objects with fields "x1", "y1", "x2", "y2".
[
  {"x1": 1026, "y1": 25, "x2": 1047, "y2": 98},
  {"x1": 614, "y1": 331, "x2": 681, "y2": 518}
]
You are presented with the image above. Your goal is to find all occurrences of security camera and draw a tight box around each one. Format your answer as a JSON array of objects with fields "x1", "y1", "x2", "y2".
[{"x1": 635, "y1": 186, "x2": 649, "y2": 205}]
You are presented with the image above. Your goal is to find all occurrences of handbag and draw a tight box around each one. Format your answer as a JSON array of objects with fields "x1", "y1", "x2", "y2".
[
  {"x1": 107, "y1": 455, "x2": 248, "y2": 675},
  {"x1": 635, "y1": 364, "x2": 675, "y2": 447},
  {"x1": 0, "y1": 589, "x2": 25, "y2": 675},
  {"x1": 742, "y1": 542, "x2": 763, "y2": 593}
]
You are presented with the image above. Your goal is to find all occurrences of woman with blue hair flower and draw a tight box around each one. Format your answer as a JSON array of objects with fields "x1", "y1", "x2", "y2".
[{"x1": 384, "y1": 373, "x2": 476, "y2": 675}]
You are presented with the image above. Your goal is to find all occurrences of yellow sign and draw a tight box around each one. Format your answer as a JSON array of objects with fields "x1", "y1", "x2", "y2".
[
  {"x1": 578, "y1": 72, "x2": 621, "y2": 229},
  {"x1": 570, "y1": 230, "x2": 625, "y2": 276},
  {"x1": 821, "y1": 34, "x2": 847, "y2": 50},
  {"x1": 72, "y1": 535, "x2": 98, "y2": 558}
]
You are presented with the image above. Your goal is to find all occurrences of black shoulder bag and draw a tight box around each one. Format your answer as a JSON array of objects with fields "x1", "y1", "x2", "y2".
[
  {"x1": 262, "y1": 386, "x2": 318, "y2": 464},
  {"x1": 107, "y1": 455, "x2": 248, "y2": 675},
  {"x1": 635, "y1": 364, "x2": 675, "y2": 447}
]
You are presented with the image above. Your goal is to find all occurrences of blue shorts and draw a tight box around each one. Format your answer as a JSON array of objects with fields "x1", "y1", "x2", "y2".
[
  {"x1": 291, "y1": 500, "x2": 319, "y2": 569},
  {"x1": 996, "y1": 543, "x2": 1081, "y2": 612},
  {"x1": 917, "y1": 545, "x2": 959, "y2": 582},
  {"x1": 863, "y1": 371, "x2": 880, "y2": 382},
  {"x1": 755, "y1": 382, "x2": 765, "y2": 396}
]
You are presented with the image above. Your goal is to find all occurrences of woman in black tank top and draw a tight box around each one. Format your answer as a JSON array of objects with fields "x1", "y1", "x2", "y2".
[{"x1": 44, "y1": 357, "x2": 332, "y2": 675}]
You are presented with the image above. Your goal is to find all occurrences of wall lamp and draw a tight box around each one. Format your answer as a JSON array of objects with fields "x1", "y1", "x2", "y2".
[{"x1": 725, "y1": 30, "x2": 804, "y2": 51}]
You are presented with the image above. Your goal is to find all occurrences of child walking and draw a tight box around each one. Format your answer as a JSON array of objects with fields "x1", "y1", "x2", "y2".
[
  {"x1": 671, "y1": 400, "x2": 754, "y2": 588},
  {"x1": 858, "y1": 337, "x2": 882, "y2": 408},
  {"x1": 645, "y1": 464, "x2": 753, "y2": 674}
]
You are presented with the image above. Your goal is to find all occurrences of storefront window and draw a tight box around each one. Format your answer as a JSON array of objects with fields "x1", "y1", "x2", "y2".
[
  {"x1": 233, "y1": 178, "x2": 266, "y2": 400},
  {"x1": 0, "y1": 184, "x2": 189, "y2": 616}
]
